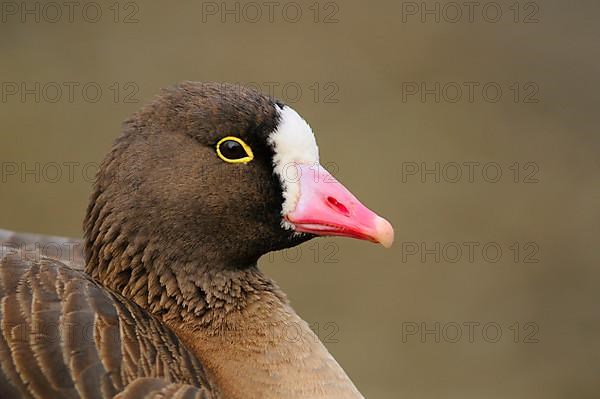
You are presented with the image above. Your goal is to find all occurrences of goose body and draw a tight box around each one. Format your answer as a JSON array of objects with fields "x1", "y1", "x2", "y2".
[
  {"x1": 0, "y1": 248, "x2": 218, "y2": 398},
  {"x1": 0, "y1": 82, "x2": 393, "y2": 398}
]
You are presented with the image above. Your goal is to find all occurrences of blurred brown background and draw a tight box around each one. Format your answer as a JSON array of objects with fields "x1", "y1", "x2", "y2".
[{"x1": 0, "y1": 1, "x2": 599, "y2": 397}]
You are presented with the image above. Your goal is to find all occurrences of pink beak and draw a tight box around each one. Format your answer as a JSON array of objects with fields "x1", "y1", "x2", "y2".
[{"x1": 284, "y1": 164, "x2": 394, "y2": 248}]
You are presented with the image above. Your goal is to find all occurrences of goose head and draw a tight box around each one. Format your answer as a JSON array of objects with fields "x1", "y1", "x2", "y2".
[{"x1": 84, "y1": 82, "x2": 393, "y2": 275}]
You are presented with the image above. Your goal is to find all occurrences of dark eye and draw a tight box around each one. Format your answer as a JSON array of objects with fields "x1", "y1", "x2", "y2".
[
  {"x1": 216, "y1": 136, "x2": 254, "y2": 163},
  {"x1": 220, "y1": 141, "x2": 246, "y2": 159}
]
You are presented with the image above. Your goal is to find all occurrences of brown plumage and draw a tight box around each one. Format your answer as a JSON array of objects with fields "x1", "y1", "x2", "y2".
[
  {"x1": 0, "y1": 82, "x2": 391, "y2": 398},
  {"x1": 0, "y1": 248, "x2": 219, "y2": 398}
]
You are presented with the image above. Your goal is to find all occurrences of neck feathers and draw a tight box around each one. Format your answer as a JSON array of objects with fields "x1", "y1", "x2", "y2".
[{"x1": 84, "y1": 185, "x2": 286, "y2": 324}]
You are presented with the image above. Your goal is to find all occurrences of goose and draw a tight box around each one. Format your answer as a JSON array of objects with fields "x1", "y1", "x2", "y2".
[{"x1": 0, "y1": 82, "x2": 394, "y2": 399}]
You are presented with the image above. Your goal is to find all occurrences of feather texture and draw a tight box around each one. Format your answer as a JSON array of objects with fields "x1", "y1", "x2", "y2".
[{"x1": 0, "y1": 247, "x2": 220, "y2": 398}]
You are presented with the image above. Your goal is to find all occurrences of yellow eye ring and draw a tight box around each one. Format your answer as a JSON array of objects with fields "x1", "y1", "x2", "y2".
[{"x1": 216, "y1": 136, "x2": 254, "y2": 164}]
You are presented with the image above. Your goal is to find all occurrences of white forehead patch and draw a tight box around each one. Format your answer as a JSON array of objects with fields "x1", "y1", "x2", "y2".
[{"x1": 268, "y1": 105, "x2": 319, "y2": 229}]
